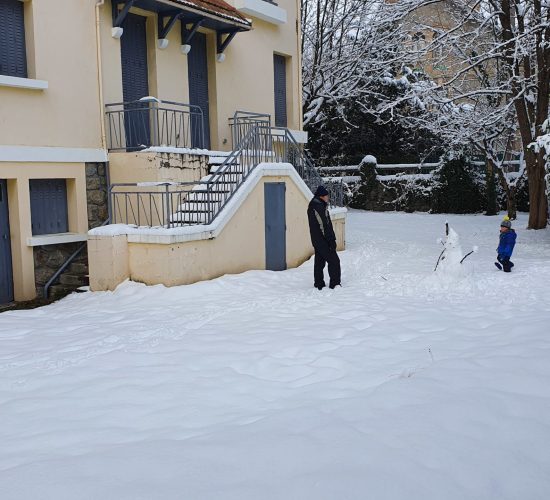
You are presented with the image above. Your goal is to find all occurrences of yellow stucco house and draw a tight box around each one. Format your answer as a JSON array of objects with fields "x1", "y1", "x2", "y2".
[{"x1": 0, "y1": 0, "x2": 345, "y2": 305}]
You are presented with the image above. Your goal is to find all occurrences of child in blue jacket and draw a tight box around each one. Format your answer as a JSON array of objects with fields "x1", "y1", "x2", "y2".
[{"x1": 495, "y1": 217, "x2": 517, "y2": 272}]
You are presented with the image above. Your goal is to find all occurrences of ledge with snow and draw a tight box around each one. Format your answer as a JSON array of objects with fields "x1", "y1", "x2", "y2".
[
  {"x1": 88, "y1": 164, "x2": 346, "y2": 291},
  {"x1": 234, "y1": 0, "x2": 287, "y2": 25}
]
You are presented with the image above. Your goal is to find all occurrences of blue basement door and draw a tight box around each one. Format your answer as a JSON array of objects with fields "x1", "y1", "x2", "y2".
[
  {"x1": 187, "y1": 32, "x2": 210, "y2": 149},
  {"x1": 264, "y1": 183, "x2": 287, "y2": 271},
  {"x1": 121, "y1": 13, "x2": 150, "y2": 150},
  {"x1": 0, "y1": 180, "x2": 14, "y2": 304}
]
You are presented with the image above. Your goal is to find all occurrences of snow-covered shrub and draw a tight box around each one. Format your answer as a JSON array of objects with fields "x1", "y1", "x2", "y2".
[
  {"x1": 345, "y1": 152, "x2": 530, "y2": 214},
  {"x1": 431, "y1": 157, "x2": 485, "y2": 214}
]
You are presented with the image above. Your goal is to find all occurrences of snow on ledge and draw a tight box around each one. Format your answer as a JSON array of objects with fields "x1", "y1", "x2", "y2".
[
  {"x1": 329, "y1": 207, "x2": 347, "y2": 219},
  {"x1": 141, "y1": 146, "x2": 231, "y2": 157},
  {"x1": 90, "y1": 163, "x2": 347, "y2": 244}
]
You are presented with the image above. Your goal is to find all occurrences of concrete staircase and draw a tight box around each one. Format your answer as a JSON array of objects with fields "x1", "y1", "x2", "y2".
[{"x1": 47, "y1": 256, "x2": 90, "y2": 300}]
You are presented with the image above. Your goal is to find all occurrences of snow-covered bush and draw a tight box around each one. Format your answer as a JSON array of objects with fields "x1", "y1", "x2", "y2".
[
  {"x1": 431, "y1": 157, "x2": 485, "y2": 214},
  {"x1": 348, "y1": 154, "x2": 528, "y2": 214}
]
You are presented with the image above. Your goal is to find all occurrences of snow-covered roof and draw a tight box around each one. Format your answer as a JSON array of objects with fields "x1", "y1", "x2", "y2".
[{"x1": 171, "y1": 0, "x2": 251, "y2": 28}]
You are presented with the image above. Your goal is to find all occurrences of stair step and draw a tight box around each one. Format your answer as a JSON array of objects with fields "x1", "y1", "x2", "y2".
[
  {"x1": 209, "y1": 164, "x2": 242, "y2": 174},
  {"x1": 48, "y1": 285, "x2": 78, "y2": 300},
  {"x1": 208, "y1": 155, "x2": 233, "y2": 165},
  {"x1": 202, "y1": 175, "x2": 239, "y2": 184},
  {"x1": 177, "y1": 204, "x2": 221, "y2": 212},
  {"x1": 191, "y1": 188, "x2": 230, "y2": 194},
  {"x1": 209, "y1": 172, "x2": 245, "y2": 179},
  {"x1": 174, "y1": 209, "x2": 212, "y2": 214},
  {"x1": 59, "y1": 274, "x2": 90, "y2": 287},
  {"x1": 69, "y1": 262, "x2": 88, "y2": 274},
  {"x1": 187, "y1": 190, "x2": 227, "y2": 197},
  {"x1": 184, "y1": 195, "x2": 225, "y2": 204},
  {"x1": 171, "y1": 212, "x2": 209, "y2": 222},
  {"x1": 174, "y1": 201, "x2": 221, "y2": 215}
]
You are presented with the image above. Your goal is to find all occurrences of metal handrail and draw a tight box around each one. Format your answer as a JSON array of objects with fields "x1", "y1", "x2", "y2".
[
  {"x1": 275, "y1": 128, "x2": 344, "y2": 207},
  {"x1": 105, "y1": 99, "x2": 205, "y2": 152},
  {"x1": 229, "y1": 110, "x2": 272, "y2": 149},
  {"x1": 208, "y1": 122, "x2": 275, "y2": 224}
]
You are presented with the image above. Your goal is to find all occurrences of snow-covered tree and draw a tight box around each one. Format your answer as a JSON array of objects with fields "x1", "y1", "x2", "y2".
[
  {"x1": 374, "y1": 0, "x2": 549, "y2": 228},
  {"x1": 301, "y1": 0, "x2": 419, "y2": 127},
  {"x1": 302, "y1": 0, "x2": 549, "y2": 226},
  {"x1": 301, "y1": 0, "x2": 448, "y2": 166}
]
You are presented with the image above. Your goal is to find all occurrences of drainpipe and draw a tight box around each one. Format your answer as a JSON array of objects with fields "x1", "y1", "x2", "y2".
[
  {"x1": 95, "y1": 0, "x2": 107, "y2": 151},
  {"x1": 295, "y1": 0, "x2": 304, "y2": 131}
]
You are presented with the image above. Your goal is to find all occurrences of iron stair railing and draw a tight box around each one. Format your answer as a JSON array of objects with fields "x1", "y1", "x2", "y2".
[
  {"x1": 229, "y1": 110, "x2": 272, "y2": 149},
  {"x1": 276, "y1": 128, "x2": 344, "y2": 207}
]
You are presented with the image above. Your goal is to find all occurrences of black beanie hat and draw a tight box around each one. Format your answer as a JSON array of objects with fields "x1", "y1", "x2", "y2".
[{"x1": 315, "y1": 185, "x2": 329, "y2": 197}]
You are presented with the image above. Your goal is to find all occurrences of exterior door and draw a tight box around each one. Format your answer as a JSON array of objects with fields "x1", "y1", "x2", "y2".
[
  {"x1": 188, "y1": 32, "x2": 210, "y2": 149},
  {"x1": 0, "y1": 180, "x2": 14, "y2": 304},
  {"x1": 121, "y1": 13, "x2": 150, "y2": 150},
  {"x1": 264, "y1": 183, "x2": 287, "y2": 271},
  {"x1": 273, "y1": 54, "x2": 287, "y2": 127}
]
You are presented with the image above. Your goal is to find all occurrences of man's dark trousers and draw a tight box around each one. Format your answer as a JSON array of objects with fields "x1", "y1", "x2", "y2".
[{"x1": 314, "y1": 245, "x2": 341, "y2": 289}]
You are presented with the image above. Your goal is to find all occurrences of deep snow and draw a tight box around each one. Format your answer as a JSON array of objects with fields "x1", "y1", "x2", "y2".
[{"x1": 1, "y1": 211, "x2": 550, "y2": 500}]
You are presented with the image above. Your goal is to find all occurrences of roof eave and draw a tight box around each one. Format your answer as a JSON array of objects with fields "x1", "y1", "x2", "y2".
[{"x1": 156, "y1": 0, "x2": 252, "y2": 30}]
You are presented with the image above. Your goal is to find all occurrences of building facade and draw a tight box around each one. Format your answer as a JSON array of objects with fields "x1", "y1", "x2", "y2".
[{"x1": 0, "y1": 0, "x2": 305, "y2": 305}]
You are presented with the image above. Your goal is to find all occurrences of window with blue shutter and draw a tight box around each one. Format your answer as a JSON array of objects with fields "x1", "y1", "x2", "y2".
[
  {"x1": 30, "y1": 179, "x2": 69, "y2": 236},
  {"x1": 273, "y1": 54, "x2": 287, "y2": 127},
  {"x1": 0, "y1": 0, "x2": 28, "y2": 78}
]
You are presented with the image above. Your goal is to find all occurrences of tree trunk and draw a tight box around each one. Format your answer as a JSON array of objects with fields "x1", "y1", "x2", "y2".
[
  {"x1": 485, "y1": 159, "x2": 498, "y2": 216},
  {"x1": 525, "y1": 150, "x2": 548, "y2": 229},
  {"x1": 494, "y1": 159, "x2": 518, "y2": 219},
  {"x1": 507, "y1": 186, "x2": 517, "y2": 221}
]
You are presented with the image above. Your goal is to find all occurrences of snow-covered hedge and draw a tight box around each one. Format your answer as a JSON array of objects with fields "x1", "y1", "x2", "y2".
[{"x1": 347, "y1": 156, "x2": 528, "y2": 214}]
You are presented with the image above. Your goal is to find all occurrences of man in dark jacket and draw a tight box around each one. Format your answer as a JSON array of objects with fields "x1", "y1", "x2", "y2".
[{"x1": 307, "y1": 186, "x2": 341, "y2": 289}]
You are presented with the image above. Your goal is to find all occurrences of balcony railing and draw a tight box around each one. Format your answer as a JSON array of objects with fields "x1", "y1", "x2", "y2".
[{"x1": 105, "y1": 99, "x2": 205, "y2": 152}]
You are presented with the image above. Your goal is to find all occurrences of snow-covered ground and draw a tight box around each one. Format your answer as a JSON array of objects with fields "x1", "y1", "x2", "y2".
[{"x1": 1, "y1": 211, "x2": 550, "y2": 500}]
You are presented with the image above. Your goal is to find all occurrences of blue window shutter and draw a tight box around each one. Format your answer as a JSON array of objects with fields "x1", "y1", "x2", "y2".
[
  {"x1": 120, "y1": 13, "x2": 150, "y2": 149},
  {"x1": 273, "y1": 54, "x2": 287, "y2": 128},
  {"x1": 121, "y1": 13, "x2": 149, "y2": 102},
  {"x1": 30, "y1": 179, "x2": 69, "y2": 236},
  {"x1": 0, "y1": 0, "x2": 27, "y2": 78},
  {"x1": 187, "y1": 32, "x2": 210, "y2": 149}
]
